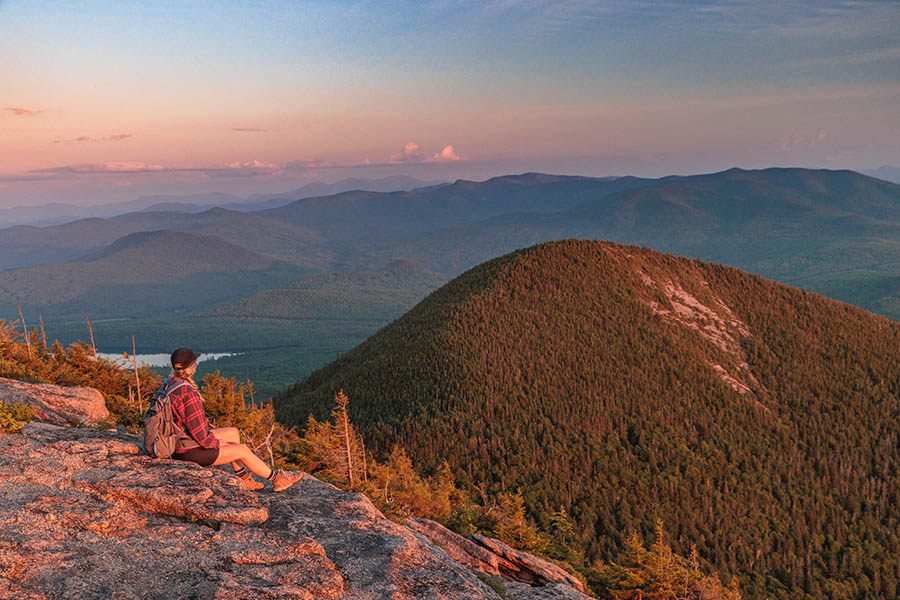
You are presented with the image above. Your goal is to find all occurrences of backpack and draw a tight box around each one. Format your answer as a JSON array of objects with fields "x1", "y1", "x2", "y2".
[{"x1": 142, "y1": 380, "x2": 190, "y2": 458}]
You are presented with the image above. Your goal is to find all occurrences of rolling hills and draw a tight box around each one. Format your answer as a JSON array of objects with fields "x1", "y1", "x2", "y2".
[
  {"x1": 274, "y1": 239, "x2": 900, "y2": 599},
  {"x1": 0, "y1": 230, "x2": 306, "y2": 320},
  {"x1": 0, "y1": 207, "x2": 327, "y2": 271},
  {"x1": 204, "y1": 260, "x2": 447, "y2": 321}
]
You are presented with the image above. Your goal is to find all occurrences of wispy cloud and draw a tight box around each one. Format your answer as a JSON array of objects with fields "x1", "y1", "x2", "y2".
[
  {"x1": 16, "y1": 147, "x2": 466, "y2": 184},
  {"x1": 4, "y1": 107, "x2": 41, "y2": 116},
  {"x1": 232, "y1": 127, "x2": 269, "y2": 132},
  {"x1": 778, "y1": 131, "x2": 826, "y2": 152},
  {"x1": 468, "y1": 0, "x2": 900, "y2": 46},
  {"x1": 32, "y1": 162, "x2": 164, "y2": 174},
  {"x1": 781, "y1": 46, "x2": 900, "y2": 69},
  {"x1": 28, "y1": 159, "x2": 289, "y2": 178},
  {"x1": 52, "y1": 133, "x2": 133, "y2": 144},
  {"x1": 285, "y1": 158, "x2": 334, "y2": 170},
  {"x1": 223, "y1": 159, "x2": 282, "y2": 176}
]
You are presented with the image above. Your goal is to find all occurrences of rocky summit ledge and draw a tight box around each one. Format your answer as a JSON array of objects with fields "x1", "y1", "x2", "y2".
[
  {"x1": 0, "y1": 422, "x2": 592, "y2": 599},
  {"x1": 0, "y1": 376, "x2": 109, "y2": 427}
]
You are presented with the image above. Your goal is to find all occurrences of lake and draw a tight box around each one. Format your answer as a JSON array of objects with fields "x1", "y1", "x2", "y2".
[{"x1": 97, "y1": 352, "x2": 238, "y2": 368}]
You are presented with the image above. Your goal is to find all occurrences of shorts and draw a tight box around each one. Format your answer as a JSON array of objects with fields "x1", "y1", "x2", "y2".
[{"x1": 172, "y1": 446, "x2": 220, "y2": 467}]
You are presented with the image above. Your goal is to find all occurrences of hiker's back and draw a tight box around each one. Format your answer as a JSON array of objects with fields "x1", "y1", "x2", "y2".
[{"x1": 143, "y1": 378, "x2": 190, "y2": 458}]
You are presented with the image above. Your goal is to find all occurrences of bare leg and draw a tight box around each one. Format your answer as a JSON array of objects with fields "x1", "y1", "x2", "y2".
[
  {"x1": 212, "y1": 442, "x2": 273, "y2": 479},
  {"x1": 212, "y1": 427, "x2": 245, "y2": 472}
]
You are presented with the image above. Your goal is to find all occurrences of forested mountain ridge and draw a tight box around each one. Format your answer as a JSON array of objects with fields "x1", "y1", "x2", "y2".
[
  {"x1": 0, "y1": 230, "x2": 306, "y2": 319},
  {"x1": 204, "y1": 260, "x2": 447, "y2": 321},
  {"x1": 275, "y1": 239, "x2": 900, "y2": 599},
  {"x1": 255, "y1": 173, "x2": 657, "y2": 239}
]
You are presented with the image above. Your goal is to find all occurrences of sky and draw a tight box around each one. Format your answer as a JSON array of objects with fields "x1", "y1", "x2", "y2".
[{"x1": 1, "y1": 0, "x2": 899, "y2": 207}]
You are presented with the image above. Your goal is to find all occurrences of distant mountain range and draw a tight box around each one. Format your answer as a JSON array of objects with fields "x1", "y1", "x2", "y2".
[
  {"x1": 274, "y1": 239, "x2": 900, "y2": 599},
  {"x1": 865, "y1": 165, "x2": 900, "y2": 185},
  {"x1": 0, "y1": 175, "x2": 442, "y2": 228},
  {"x1": 5, "y1": 166, "x2": 900, "y2": 394}
]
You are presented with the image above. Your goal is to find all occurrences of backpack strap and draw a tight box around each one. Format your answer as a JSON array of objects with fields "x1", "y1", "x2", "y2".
[{"x1": 165, "y1": 380, "x2": 191, "y2": 397}]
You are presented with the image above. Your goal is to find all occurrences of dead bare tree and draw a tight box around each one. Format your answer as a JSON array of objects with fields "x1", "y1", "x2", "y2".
[
  {"x1": 358, "y1": 432, "x2": 368, "y2": 483},
  {"x1": 85, "y1": 316, "x2": 96, "y2": 356},
  {"x1": 17, "y1": 305, "x2": 31, "y2": 359},
  {"x1": 131, "y1": 335, "x2": 142, "y2": 412},
  {"x1": 38, "y1": 315, "x2": 47, "y2": 351},
  {"x1": 336, "y1": 390, "x2": 354, "y2": 486},
  {"x1": 263, "y1": 422, "x2": 276, "y2": 468}
]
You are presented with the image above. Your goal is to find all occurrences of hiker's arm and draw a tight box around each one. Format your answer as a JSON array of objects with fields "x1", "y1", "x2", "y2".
[{"x1": 179, "y1": 389, "x2": 220, "y2": 449}]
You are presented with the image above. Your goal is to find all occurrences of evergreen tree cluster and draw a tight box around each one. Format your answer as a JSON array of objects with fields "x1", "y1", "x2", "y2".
[{"x1": 275, "y1": 239, "x2": 900, "y2": 599}]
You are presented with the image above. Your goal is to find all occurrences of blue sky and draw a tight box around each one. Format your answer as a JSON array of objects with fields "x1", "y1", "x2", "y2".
[{"x1": 1, "y1": 0, "x2": 898, "y2": 206}]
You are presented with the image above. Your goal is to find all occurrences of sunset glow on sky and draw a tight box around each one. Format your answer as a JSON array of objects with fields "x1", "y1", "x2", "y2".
[{"x1": 1, "y1": 0, "x2": 899, "y2": 206}]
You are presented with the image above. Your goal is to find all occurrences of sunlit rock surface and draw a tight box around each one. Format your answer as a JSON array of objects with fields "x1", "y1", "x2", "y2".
[{"x1": 0, "y1": 423, "x2": 590, "y2": 599}]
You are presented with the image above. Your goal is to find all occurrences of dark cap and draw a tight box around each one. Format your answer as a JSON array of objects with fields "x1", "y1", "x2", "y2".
[{"x1": 171, "y1": 347, "x2": 201, "y2": 369}]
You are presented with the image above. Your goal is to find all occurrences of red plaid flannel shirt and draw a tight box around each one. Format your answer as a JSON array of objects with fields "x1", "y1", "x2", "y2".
[{"x1": 168, "y1": 377, "x2": 219, "y2": 450}]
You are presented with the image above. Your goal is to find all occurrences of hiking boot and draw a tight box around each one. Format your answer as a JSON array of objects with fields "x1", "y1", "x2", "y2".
[
  {"x1": 238, "y1": 471, "x2": 264, "y2": 491},
  {"x1": 271, "y1": 469, "x2": 305, "y2": 492}
]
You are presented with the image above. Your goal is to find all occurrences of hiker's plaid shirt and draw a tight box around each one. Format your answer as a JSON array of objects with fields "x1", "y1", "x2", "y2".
[{"x1": 168, "y1": 378, "x2": 219, "y2": 449}]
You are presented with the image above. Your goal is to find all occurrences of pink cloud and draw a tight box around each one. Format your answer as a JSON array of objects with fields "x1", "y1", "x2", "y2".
[
  {"x1": 390, "y1": 141, "x2": 461, "y2": 164},
  {"x1": 286, "y1": 158, "x2": 333, "y2": 170},
  {"x1": 778, "y1": 131, "x2": 827, "y2": 151},
  {"x1": 32, "y1": 162, "x2": 164, "y2": 174},
  {"x1": 4, "y1": 107, "x2": 40, "y2": 116},
  {"x1": 390, "y1": 141, "x2": 426, "y2": 163},
  {"x1": 53, "y1": 133, "x2": 133, "y2": 144},
  {"x1": 29, "y1": 159, "x2": 285, "y2": 178},
  {"x1": 222, "y1": 159, "x2": 282, "y2": 176},
  {"x1": 426, "y1": 145, "x2": 461, "y2": 163},
  {"x1": 99, "y1": 161, "x2": 162, "y2": 172}
]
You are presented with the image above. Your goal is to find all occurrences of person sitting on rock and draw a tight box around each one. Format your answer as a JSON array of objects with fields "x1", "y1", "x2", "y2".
[{"x1": 166, "y1": 347, "x2": 304, "y2": 492}]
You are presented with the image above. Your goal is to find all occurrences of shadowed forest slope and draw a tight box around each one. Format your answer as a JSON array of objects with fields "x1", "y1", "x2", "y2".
[{"x1": 275, "y1": 239, "x2": 900, "y2": 599}]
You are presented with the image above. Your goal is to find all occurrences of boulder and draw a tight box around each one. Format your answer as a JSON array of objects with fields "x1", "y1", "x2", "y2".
[
  {"x1": 470, "y1": 533, "x2": 586, "y2": 592},
  {"x1": 407, "y1": 517, "x2": 501, "y2": 575},
  {"x1": 0, "y1": 377, "x2": 109, "y2": 426},
  {"x1": 407, "y1": 518, "x2": 589, "y2": 596}
]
